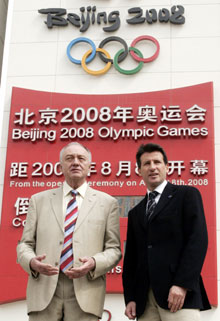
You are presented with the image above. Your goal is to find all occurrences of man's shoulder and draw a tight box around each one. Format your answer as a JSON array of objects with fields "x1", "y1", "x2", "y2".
[
  {"x1": 87, "y1": 186, "x2": 117, "y2": 202},
  {"x1": 167, "y1": 182, "x2": 201, "y2": 197},
  {"x1": 31, "y1": 186, "x2": 62, "y2": 200},
  {"x1": 169, "y1": 182, "x2": 200, "y2": 192},
  {"x1": 129, "y1": 196, "x2": 146, "y2": 214}
]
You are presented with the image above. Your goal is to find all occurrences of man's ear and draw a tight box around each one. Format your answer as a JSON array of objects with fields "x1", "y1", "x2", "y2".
[
  {"x1": 87, "y1": 163, "x2": 91, "y2": 176},
  {"x1": 59, "y1": 162, "x2": 63, "y2": 174}
]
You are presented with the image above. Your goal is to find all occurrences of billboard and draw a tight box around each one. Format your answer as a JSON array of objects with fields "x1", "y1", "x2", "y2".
[{"x1": 0, "y1": 83, "x2": 217, "y2": 305}]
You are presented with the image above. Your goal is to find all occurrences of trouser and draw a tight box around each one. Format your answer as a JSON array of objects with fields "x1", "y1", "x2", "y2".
[
  {"x1": 29, "y1": 272, "x2": 98, "y2": 321},
  {"x1": 138, "y1": 288, "x2": 200, "y2": 321}
]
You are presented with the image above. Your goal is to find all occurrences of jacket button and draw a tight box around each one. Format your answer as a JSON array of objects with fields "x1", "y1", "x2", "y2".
[
  {"x1": 55, "y1": 262, "x2": 59, "y2": 266},
  {"x1": 59, "y1": 241, "x2": 63, "y2": 245}
]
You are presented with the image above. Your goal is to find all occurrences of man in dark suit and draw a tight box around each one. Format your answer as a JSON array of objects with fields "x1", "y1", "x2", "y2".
[{"x1": 122, "y1": 143, "x2": 211, "y2": 321}]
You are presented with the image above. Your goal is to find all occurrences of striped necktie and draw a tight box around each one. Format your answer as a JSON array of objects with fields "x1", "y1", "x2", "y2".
[
  {"x1": 146, "y1": 191, "x2": 159, "y2": 220},
  {"x1": 60, "y1": 190, "x2": 78, "y2": 272}
]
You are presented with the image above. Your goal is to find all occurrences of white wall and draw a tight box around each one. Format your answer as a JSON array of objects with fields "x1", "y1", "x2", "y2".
[
  {"x1": 0, "y1": 0, "x2": 8, "y2": 81},
  {"x1": 0, "y1": 0, "x2": 220, "y2": 320}
]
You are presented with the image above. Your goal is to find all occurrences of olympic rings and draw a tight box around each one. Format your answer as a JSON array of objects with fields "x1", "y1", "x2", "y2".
[
  {"x1": 130, "y1": 35, "x2": 160, "y2": 62},
  {"x1": 98, "y1": 36, "x2": 128, "y2": 64},
  {"x1": 82, "y1": 48, "x2": 112, "y2": 76},
  {"x1": 66, "y1": 35, "x2": 160, "y2": 75},
  {"x1": 67, "y1": 37, "x2": 96, "y2": 65},
  {"x1": 114, "y1": 47, "x2": 144, "y2": 75}
]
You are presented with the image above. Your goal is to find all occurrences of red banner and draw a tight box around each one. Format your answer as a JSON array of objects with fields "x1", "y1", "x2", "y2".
[{"x1": 0, "y1": 83, "x2": 217, "y2": 305}]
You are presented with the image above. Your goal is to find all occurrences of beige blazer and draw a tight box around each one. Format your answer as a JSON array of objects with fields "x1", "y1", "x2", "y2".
[{"x1": 17, "y1": 185, "x2": 121, "y2": 317}]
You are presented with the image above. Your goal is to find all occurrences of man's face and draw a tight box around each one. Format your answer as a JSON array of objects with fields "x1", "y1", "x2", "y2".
[
  {"x1": 60, "y1": 144, "x2": 91, "y2": 188},
  {"x1": 138, "y1": 151, "x2": 168, "y2": 190}
]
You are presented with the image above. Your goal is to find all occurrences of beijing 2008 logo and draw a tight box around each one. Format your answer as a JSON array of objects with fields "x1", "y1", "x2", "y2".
[{"x1": 66, "y1": 35, "x2": 160, "y2": 75}]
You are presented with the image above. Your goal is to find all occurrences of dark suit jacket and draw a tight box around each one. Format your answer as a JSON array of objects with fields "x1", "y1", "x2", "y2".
[{"x1": 122, "y1": 182, "x2": 211, "y2": 318}]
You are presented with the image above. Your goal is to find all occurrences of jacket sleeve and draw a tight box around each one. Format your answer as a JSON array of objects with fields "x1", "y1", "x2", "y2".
[
  {"x1": 16, "y1": 196, "x2": 38, "y2": 277},
  {"x1": 88, "y1": 198, "x2": 122, "y2": 280},
  {"x1": 172, "y1": 187, "x2": 208, "y2": 291},
  {"x1": 122, "y1": 210, "x2": 138, "y2": 305}
]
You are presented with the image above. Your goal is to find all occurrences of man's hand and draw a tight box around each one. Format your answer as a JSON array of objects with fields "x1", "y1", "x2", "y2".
[
  {"x1": 30, "y1": 254, "x2": 59, "y2": 276},
  {"x1": 65, "y1": 257, "x2": 95, "y2": 279},
  {"x1": 168, "y1": 285, "x2": 187, "y2": 313},
  {"x1": 125, "y1": 301, "x2": 136, "y2": 320}
]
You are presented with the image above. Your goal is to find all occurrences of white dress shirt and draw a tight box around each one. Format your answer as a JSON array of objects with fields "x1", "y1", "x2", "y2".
[
  {"x1": 147, "y1": 180, "x2": 168, "y2": 204},
  {"x1": 62, "y1": 181, "x2": 88, "y2": 217}
]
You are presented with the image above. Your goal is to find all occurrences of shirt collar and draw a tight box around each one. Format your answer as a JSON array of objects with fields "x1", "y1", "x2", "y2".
[
  {"x1": 63, "y1": 181, "x2": 88, "y2": 198},
  {"x1": 147, "y1": 180, "x2": 167, "y2": 195}
]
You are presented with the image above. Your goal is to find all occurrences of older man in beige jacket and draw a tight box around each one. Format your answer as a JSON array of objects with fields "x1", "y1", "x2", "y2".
[{"x1": 17, "y1": 142, "x2": 121, "y2": 321}]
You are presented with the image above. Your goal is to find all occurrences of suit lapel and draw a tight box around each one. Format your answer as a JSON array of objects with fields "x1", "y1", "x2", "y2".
[
  {"x1": 50, "y1": 186, "x2": 64, "y2": 233},
  {"x1": 149, "y1": 182, "x2": 176, "y2": 222},
  {"x1": 74, "y1": 186, "x2": 97, "y2": 232},
  {"x1": 137, "y1": 195, "x2": 148, "y2": 230}
]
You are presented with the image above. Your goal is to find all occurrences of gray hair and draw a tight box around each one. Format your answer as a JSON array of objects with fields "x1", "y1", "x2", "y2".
[{"x1": 59, "y1": 142, "x2": 92, "y2": 163}]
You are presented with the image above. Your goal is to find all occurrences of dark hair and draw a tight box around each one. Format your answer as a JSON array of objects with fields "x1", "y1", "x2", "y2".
[{"x1": 136, "y1": 143, "x2": 168, "y2": 168}]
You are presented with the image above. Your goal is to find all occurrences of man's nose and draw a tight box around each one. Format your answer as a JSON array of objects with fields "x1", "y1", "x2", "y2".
[
  {"x1": 149, "y1": 162, "x2": 156, "y2": 169},
  {"x1": 72, "y1": 157, "x2": 80, "y2": 165}
]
